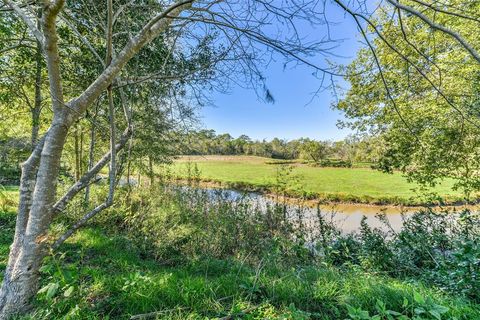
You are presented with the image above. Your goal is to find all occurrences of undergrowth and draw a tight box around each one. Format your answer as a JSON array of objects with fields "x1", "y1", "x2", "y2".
[{"x1": 0, "y1": 182, "x2": 479, "y2": 319}]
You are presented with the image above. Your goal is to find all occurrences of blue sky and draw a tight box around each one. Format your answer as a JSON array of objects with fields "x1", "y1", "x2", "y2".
[{"x1": 199, "y1": 4, "x2": 362, "y2": 141}]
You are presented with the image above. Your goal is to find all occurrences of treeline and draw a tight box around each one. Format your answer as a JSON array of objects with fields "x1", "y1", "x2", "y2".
[{"x1": 182, "y1": 129, "x2": 385, "y2": 164}]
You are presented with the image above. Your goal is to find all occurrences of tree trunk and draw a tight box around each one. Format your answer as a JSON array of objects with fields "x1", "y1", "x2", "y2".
[
  {"x1": 31, "y1": 107, "x2": 41, "y2": 150},
  {"x1": 0, "y1": 117, "x2": 70, "y2": 319},
  {"x1": 74, "y1": 124, "x2": 81, "y2": 181},
  {"x1": 84, "y1": 111, "x2": 96, "y2": 205},
  {"x1": 126, "y1": 138, "x2": 133, "y2": 202},
  {"x1": 31, "y1": 15, "x2": 42, "y2": 149},
  {"x1": 79, "y1": 124, "x2": 84, "y2": 177},
  {"x1": 0, "y1": 2, "x2": 192, "y2": 317},
  {"x1": 148, "y1": 155, "x2": 154, "y2": 187}
]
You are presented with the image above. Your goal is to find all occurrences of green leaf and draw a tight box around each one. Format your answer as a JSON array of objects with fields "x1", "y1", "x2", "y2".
[
  {"x1": 429, "y1": 310, "x2": 442, "y2": 320},
  {"x1": 37, "y1": 284, "x2": 49, "y2": 294},
  {"x1": 375, "y1": 300, "x2": 386, "y2": 313},
  {"x1": 39, "y1": 282, "x2": 60, "y2": 300},
  {"x1": 387, "y1": 310, "x2": 402, "y2": 316},
  {"x1": 64, "y1": 285, "x2": 74, "y2": 297},
  {"x1": 39, "y1": 264, "x2": 52, "y2": 273},
  {"x1": 413, "y1": 292, "x2": 425, "y2": 305},
  {"x1": 414, "y1": 307, "x2": 426, "y2": 315},
  {"x1": 432, "y1": 304, "x2": 449, "y2": 314}
]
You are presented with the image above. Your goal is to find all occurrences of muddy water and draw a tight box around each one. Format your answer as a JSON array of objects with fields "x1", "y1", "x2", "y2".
[
  {"x1": 308, "y1": 203, "x2": 409, "y2": 233},
  {"x1": 198, "y1": 187, "x2": 413, "y2": 233},
  {"x1": 196, "y1": 187, "x2": 475, "y2": 233}
]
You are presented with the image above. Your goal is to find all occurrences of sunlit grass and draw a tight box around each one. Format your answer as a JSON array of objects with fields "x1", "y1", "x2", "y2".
[
  {"x1": 171, "y1": 155, "x2": 465, "y2": 205},
  {"x1": 1, "y1": 221, "x2": 477, "y2": 319}
]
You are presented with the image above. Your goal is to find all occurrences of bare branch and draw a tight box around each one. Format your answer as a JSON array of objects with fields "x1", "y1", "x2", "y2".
[
  {"x1": 334, "y1": 0, "x2": 423, "y2": 146},
  {"x1": 59, "y1": 12, "x2": 105, "y2": 67},
  {"x1": 52, "y1": 128, "x2": 132, "y2": 214},
  {"x1": 341, "y1": 1, "x2": 480, "y2": 130},
  {"x1": 409, "y1": 0, "x2": 480, "y2": 23},
  {"x1": 52, "y1": 202, "x2": 110, "y2": 249},
  {"x1": 70, "y1": 0, "x2": 194, "y2": 116}
]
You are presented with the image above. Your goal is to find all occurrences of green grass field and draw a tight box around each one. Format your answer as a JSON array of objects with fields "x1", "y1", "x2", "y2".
[
  {"x1": 171, "y1": 156, "x2": 466, "y2": 205},
  {"x1": 1, "y1": 207, "x2": 478, "y2": 319},
  {"x1": 1, "y1": 184, "x2": 479, "y2": 319}
]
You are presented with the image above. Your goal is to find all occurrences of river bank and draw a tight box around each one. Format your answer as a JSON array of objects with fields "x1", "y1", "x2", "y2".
[
  {"x1": 169, "y1": 181, "x2": 478, "y2": 233},
  {"x1": 170, "y1": 156, "x2": 471, "y2": 206},
  {"x1": 171, "y1": 176, "x2": 475, "y2": 207}
]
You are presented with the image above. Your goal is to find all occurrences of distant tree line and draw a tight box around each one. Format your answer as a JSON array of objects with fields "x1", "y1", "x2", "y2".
[
  {"x1": 0, "y1": 128, "x2": 384, "y2": 185},
  {"x1": 181, "y1": 129, "x2": 385, "y2": 164}
]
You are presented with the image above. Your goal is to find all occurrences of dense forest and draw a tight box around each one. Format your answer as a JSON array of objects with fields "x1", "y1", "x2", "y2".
[
  {"x1": 1, "y1": 0, "x2": 480, "y2": 319},
  {"x1": 181, "y1": 130, "x2": 384, "y2": 164}
]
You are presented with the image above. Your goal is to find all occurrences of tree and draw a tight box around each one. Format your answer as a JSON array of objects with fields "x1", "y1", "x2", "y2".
[
  {"x1": 336, "y1": 0, "x2": 480, "y2": 196},
  {"x1": 299, "y1": 138, "x2": 328, "y2": 163},
  {"x1": 0, "y1": 0, "x2": 337, "y2": 317}
]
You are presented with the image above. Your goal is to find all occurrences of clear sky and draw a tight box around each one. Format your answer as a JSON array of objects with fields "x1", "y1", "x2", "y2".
[{"x1": 199, "y1": 4, "x2": 363, "y2": 141}]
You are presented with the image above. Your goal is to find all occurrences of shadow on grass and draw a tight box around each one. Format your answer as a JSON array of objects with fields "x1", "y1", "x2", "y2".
[
  {"x1": 22, "y1": 227, "x2": 478, "y2": 320},
  {"x1": 0, "y1": 209, "x2": 477, "y2": 319}
]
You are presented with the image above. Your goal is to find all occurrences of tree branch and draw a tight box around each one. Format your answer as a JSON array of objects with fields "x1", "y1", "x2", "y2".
[
  {"x1": 387, "y1": 0, "x2": 480, "y2": 64},
  {"x1": 52, "y1": 202, "x2": 110, "y2": 249},
  {"x1": 334, "y1": 0, "x2": 423, "y2": 146},
  {"x1": 42, "y1": 0, "x2": 66, "y2": 113},
  {"x1": 70, "y1": 0, "x2": 194, "y2": 117},
  {"x1": 52, "y1": 127, "x2": 132, "y2": 214},
  {"x1": 2, "y1": 0, "x2": 44, "y2": 44}
]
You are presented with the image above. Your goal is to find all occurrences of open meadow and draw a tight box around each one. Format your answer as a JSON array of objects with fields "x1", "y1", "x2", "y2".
[{"x1": 172, "y1": 156, "x2": 465, "y2": 205}]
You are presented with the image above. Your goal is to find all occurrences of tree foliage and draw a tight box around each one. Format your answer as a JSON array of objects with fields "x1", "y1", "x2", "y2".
[
  {"x1": 337, "y1": 0, "x2": 480, "y2": 197},
  {"x1": 180, "y1": 130, "x2": 384, "y2": 164}
]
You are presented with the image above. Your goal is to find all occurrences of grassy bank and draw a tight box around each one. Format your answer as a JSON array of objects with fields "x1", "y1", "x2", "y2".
[
  {"x1": 1, "y1": 208, "x2": 478, "y2": 319},
  {"x1": 171, "y1": 156, "x2": 467, "y2": 205}
]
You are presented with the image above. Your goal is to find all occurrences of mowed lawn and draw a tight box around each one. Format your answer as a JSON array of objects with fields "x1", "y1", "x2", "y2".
[{"x1": 172, "y1": 156, "x2": 465, "y2": 204}]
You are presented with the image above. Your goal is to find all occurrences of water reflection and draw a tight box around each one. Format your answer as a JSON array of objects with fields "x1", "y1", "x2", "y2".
[{"x1": 182, "y1": 186, "x2": 413, "y2": 233}]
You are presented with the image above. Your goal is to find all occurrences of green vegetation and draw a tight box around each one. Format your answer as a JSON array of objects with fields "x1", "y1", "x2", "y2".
[
  {"x1": 1, "y1": 186, "x2": 479, "y2": 319},
  {"x1": 2, "y1": 0, "x2": 480, "y2": 318},
  {"x1": 337, "y1": 0, "x2": 480, "y2": 197},
  {"x1": 171, "y1": 156, "x2": 466, "y2": 205},
  {"x1": 181, "y1": 130, "x2": 385, "y2": 166}
]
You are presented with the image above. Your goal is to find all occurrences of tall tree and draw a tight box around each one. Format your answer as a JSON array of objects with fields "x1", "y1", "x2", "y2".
[{"x1": 0, "y1": 0, "x2": 336, "y2": 317}]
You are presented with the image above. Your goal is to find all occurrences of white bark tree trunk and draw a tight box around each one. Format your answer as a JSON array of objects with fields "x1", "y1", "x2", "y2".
[
  {"x1": 0, "y1": 1, "x2": 193, "y2": 318},
  {"x1": 0, "y1": 116, "x2": 69, "y2": 318}
]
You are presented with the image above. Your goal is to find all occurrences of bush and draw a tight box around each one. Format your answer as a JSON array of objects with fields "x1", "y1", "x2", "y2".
[
  {"x1": 312, "y1": 159, "x2": 353, "y2": 168},
  {"x1": 325, "y1": 209, "x2": 480, "y2": 302},
  {"x1": 56, "y1": 179, "x2": 480, "y2": 307},
  {"x1": 109, "y1": 185, "x2": 312, "y2": 266}
]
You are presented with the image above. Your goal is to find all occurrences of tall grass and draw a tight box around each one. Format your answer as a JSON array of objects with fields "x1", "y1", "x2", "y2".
[{"x1": 0, "y1": 181, "x2": 479, "y2": 319}]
